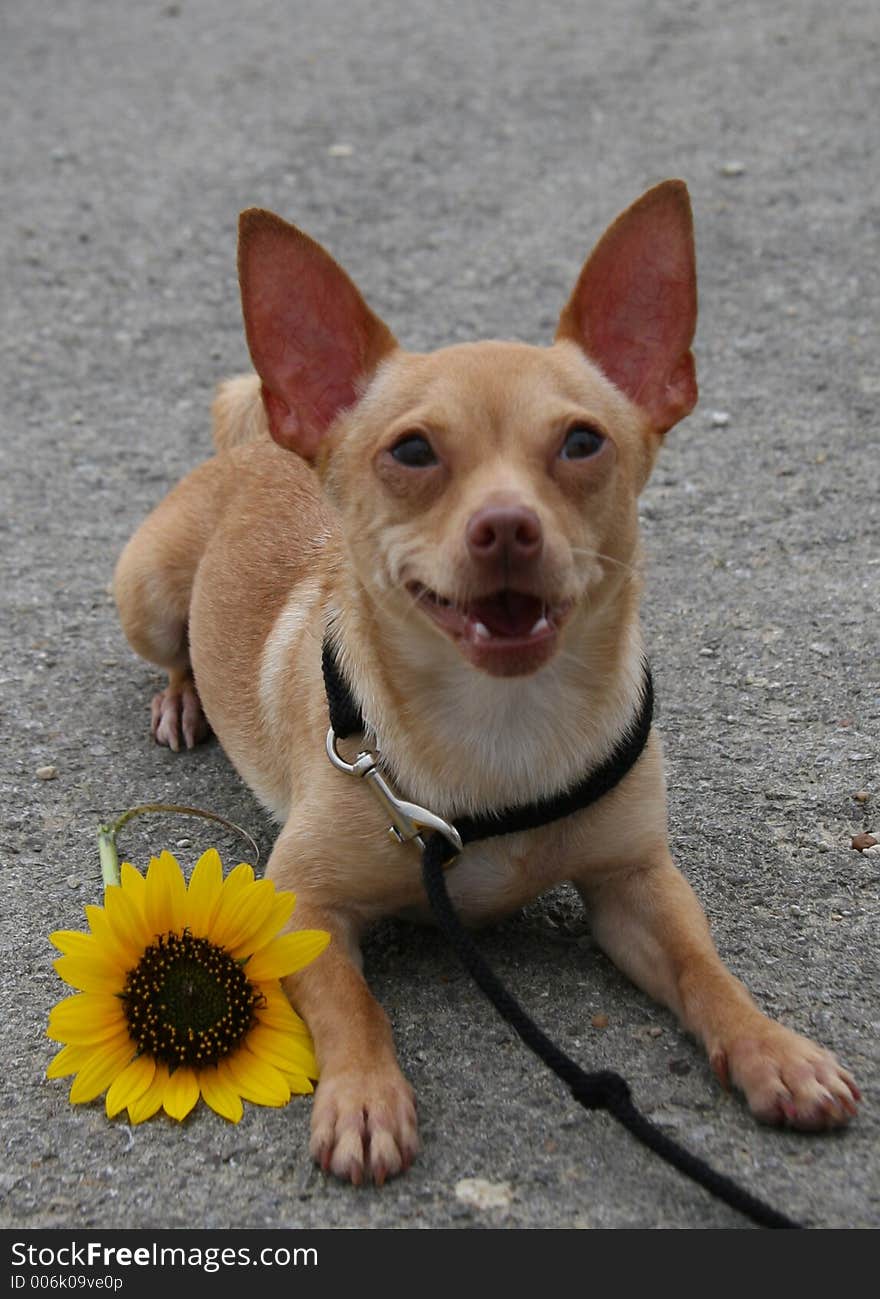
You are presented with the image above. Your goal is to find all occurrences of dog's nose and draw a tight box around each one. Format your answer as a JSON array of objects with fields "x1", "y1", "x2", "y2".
[{"x1": 466, "y1": 505, "x2": 543, "y2": 566}]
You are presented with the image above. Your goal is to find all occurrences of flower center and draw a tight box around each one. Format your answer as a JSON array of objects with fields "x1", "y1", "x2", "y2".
[{"x1": 122, "y1": 931, "x2": 261, "y2": 1068}]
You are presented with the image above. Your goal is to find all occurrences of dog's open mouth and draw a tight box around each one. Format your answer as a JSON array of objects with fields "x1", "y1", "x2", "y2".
[{"x1": 407, "y1": 583, "x2": 572, "y2": 675}]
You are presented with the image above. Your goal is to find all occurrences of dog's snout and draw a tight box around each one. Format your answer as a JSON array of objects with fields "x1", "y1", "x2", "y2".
[{"x1": 466, "y1": 505, "x2": 543, "y2": 565}]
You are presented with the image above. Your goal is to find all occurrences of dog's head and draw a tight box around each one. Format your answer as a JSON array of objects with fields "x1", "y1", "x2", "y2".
[{"x1": 238, "y1": 182, "x2": 697, "y2": 678}]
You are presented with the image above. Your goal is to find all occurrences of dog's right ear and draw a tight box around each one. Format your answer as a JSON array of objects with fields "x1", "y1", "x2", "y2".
[
  {"x1": 237, "y1": 210, "x2": 397, "y2": 460},
  {"x1": 555, "y1": 180, "x2": 698, "y2": 436}
]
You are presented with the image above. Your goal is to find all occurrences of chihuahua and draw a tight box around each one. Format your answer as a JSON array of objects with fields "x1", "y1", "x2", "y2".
[{"x1": 114, "y1": 180, "x2": 859, "y2": 1184}]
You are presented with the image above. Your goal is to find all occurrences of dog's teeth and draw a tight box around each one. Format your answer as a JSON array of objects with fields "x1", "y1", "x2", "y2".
[
  {"x1": 531, "y1": 616, "x2": 551, "y2": 634},
  {"x1": 473, "y1": 621, "x2": 492, "y2": 640}
]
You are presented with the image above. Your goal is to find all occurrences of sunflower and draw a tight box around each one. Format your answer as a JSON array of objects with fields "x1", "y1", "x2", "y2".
[{"x1": 46, "y1": 849, "x2": 329, "y2": 1124}]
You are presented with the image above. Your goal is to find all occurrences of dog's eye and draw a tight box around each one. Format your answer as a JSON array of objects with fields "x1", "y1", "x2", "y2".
[
  {"x1": 559, "y1": 425, "x2": 605, "y2": 460},
  {"x1": 389, "y1": 433, "x2": 438, "y2": 468}
]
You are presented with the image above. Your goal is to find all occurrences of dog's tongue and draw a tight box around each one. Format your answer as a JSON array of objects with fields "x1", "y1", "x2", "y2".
[{"x1": 468, "y1": 590, "x2": 544, "y2": 638}]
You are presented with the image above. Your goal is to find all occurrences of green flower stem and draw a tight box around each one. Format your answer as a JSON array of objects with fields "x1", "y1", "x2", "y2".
[
  {"x1": 98, "y1": 825, "x2": 121, "y2": 888},
  {"x1": 96, "y1": 803, "x2": 260, "y2": 891}
]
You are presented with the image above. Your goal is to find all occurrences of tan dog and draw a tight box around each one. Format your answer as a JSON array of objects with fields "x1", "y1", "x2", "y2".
[{"x1": 114, "y1": 180, "x2": 859, "y2": 1184}]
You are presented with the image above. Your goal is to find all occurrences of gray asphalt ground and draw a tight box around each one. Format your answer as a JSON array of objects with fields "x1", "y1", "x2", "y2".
[{"x1": 1, "y1": 0, "x2": 878, "y2": 1233}]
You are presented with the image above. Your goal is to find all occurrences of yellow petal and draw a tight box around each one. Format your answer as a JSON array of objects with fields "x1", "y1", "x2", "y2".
[
  {"x1": 210, "y1": 878, "x2": 276, "y2": 951},
  {"x1": 198, "y1": 1065, "x2": 244, "y2": 1123},
  {"x1": 246, "y1": 1023, "x2": 318, "y2": 1077},
  {"x1": 50, "y1": 930, "x2": 103, "y2": 958},
  {"x1": 46, "y1": 1042, "x2": 95, "y2": 1079},
  {"x1": 84, "y1": 904, "x2": 138, "y2": 969},
  {"x1": 105, "y1": 1055, "x2": 157, "y2": 1118},
  {"x1": 52, "y1": 954, "x2": 126, "y2": 995},
  {"x1": 102, "y1": 884, "x2": 151, "y2": 961},
  {"x1": 229, "y1": 891, "x2": 296, "y2": 961},
  {"x1": 49, "y1": 926, "x2": 129, "y2": 976},
  {"x1": 47, "y1": 993, "x2": 127, "y2": 1044},
  {"x1": 211, "y1": 861, "x2": 256, "y2": 916},
  {"x1": 254, "y1": 985, "x2": 313, "y2": 1037},
  {"x1": 145, "y1": 851, "x2": 187, "y2": 938},
  {"x1": 119, "y1": 861, "x2": 147, "y2": 903},
  {"x1": 205, "y1": 867, "x2": 257, "y2": 940},
  {"x1": 162, "y1": 1066, "x2": 200, "y2": 1120},
  {"x1": 184, "y1": 848, "x2": 225, "y2": 936},
  {"x1": 68, "y1": 1035, "x2": 136, "y2": 1104},
  {"x1": 128, "y1": 1060, "x2": 170, "y2": 1124},
  {"x1": 223, "y1": 1045, "x2": 290, "y2": 1107},
  {"x1": 284, "y1": 1073, "x2": 315, "y2": 1095},
  {"x1": 245, "y1": 930, "x2": 330, "y2": 982},
  {"x1": 226, "y1": 861, "x2": 256, "y2": 887}
]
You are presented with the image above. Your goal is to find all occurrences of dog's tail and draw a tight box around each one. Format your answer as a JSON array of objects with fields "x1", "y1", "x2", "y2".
[{"x1": 211, "y1": 373, "x2": 270, "y2": 452}]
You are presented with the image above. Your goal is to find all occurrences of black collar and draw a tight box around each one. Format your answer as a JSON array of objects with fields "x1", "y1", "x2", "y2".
[{"x1": 322, "y1": 638, "x2": 654, "y2": 865}]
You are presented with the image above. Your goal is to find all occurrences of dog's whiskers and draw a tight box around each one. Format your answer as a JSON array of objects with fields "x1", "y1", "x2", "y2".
[{"x1": 571, "y1": 546, "x2": 639, "y2": 578}]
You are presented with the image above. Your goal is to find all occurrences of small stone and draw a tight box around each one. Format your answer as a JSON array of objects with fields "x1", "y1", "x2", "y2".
[
  {"x1": 720, "y1": 160, "x2": 746, "y2": 176},
  {"x1": 648, "y1": 1026, "x2": 663, "y2": 1038},
  {"x1": 851, "y1": 832, "x2": 877, "y2": 852},
  {"x1": 710, "y1": 410, "x2": 731, "y2": 427},
  {"x1": 176, "y1": 837, "x2": 192, "y2": 848},
  {"x1": 853, "y1": 791, "x2": 870, "y2": 803},
  {"x1": 809, "y1": 642, "x2": 833, "y2": 658},
  {"x1": 327, "y1": 142, "x2": 354, "y2": 157},
  {"x1": 454, "y1": 1178, "x2": 512, "y2": 1211},
  {"x1": 36, "y1": 765, "x2": 58, "y2": 781},
  {"x1": 66, "y1": 875, "x2": 80, "y2": 889},
  {"x1": 863, "y1": 845, "x2": 880, "y2": 857},
  {"x1": 668, "y1": 1057, "x2": 692, "y2": 1076},
  {"x1": 591, "y1": 1013, "x2": 609, "y2": 1029}
]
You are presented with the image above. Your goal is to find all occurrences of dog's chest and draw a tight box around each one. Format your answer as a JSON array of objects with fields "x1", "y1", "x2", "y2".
[{"x1": 399, "y1": 828, "x2": 574, "y2": 927}]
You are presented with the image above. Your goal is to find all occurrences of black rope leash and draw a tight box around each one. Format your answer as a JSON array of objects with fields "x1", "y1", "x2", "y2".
[
  {"x1": 421, "y1": 831, "x2": 799, "y2": 1229},
  {"x1": 322, "y1": 639, "x2": 802, "y2": 1229}
]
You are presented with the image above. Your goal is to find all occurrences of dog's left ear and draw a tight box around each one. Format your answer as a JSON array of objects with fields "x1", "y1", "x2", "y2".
[
  {"x1": 556, "y1": 179, "x2": 698, "y2": 435},
  {"x1": 237, "y1": 209, "x2": 398, "y2": 460}
]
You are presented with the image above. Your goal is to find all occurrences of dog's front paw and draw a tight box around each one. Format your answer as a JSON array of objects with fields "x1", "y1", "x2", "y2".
[
  {"x1": 712, "y1": 1023, "x2": 860, "y2": 1130},
  {"x1": 309, "y1": 1064, "x2": 420, "y2": 1186}
]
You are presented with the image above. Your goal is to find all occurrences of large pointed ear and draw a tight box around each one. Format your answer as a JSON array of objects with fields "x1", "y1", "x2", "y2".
[
  {"x1": 237, "y1": 209, "x2": 398, "y2": 459},
  {"x1": 555, "y1": 180, "x2": 698, "y2": 435}
]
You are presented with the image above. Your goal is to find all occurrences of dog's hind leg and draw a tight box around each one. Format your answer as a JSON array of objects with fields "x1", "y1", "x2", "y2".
[{"x1": 113, "y1": 457, "x2": 230, "y2": 750}]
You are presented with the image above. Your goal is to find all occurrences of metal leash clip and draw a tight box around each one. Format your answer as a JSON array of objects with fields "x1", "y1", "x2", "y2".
[{"x1": 326, "y1": 728, "x2": 462, "y2": 860}]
